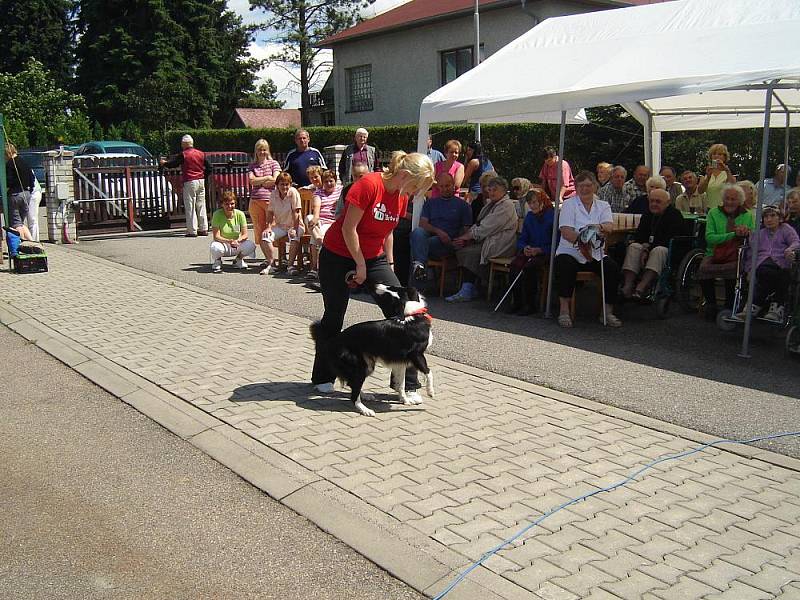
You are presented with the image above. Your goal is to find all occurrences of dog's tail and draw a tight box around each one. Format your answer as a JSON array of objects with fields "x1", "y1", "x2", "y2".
[{"x1": 309, "y1": 320, "x2": 325, "y2": 347}]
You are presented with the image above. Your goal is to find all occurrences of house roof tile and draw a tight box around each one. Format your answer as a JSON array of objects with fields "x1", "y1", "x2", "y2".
[
  {"x1": 320, "y1": 0, "x2": 665, "y2": 46},
  {"x1": 229, "y1": 108, "x2": 302, "y2": 129}
]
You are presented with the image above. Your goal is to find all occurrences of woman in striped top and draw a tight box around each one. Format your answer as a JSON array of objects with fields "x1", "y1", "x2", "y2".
[
  {"x1": 248, "y1": 139, "x2": 281, "y2": 264},
  {"x1": 307, "y1": 169, "x2": 343, "y2": 279}
]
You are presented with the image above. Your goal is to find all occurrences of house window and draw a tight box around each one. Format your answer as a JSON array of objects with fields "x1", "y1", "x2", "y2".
[
  {"x1": 441, "y1": 46, "x2": 474, "y2": 86},
  {"x1": 346, "y1": 65, "x2": 373, "y2": 112}
]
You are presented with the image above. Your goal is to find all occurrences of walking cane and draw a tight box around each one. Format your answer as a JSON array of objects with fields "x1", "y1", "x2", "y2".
[
  {"x1": 494, "y1": 256, "x2": 532, "y2": 312},
  {"x1": 600, "y1": 254, "x2": 607, "y2": 326}
]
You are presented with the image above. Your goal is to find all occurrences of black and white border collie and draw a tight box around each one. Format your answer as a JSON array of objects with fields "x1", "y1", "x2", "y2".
[{"x1": 310, "y1": 284, "x2": 435, "y2": 417}]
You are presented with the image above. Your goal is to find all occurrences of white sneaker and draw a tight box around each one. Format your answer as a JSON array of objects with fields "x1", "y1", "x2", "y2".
[
  {"x1": 764, "y1": 303, "x2": 785, "y2": 323},
  {"x1": 315, "y1": 382, "x2": 335, "y2": 393},
  {"x1": 234, "y1": 257, "x2": 247, "y2": 270},
  {"x1": 211, "y1": 260, "x2": 222, "y2": 273},
  {"x1": 260, "y1": 265, "x2": 274, "y2": 276},
  {"x1": 735, "y1": 304, "x2": 760, "y2": 320}
]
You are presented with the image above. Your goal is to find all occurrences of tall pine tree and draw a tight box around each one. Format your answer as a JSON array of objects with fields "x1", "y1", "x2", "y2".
[
  {"x1": 248, "y1": 0, "x2": 373, "y2": 123},
  {"x1": 0, "y1": 0, "x2": 75, "y2": 87},
  {"x1": 75, "y1": 0, "x2": 259, "y2": 131}
]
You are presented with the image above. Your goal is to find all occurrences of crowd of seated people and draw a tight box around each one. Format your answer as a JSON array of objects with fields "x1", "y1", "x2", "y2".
[{"x1": 197, "y1": 130, "x2": 799, "y2": 337}]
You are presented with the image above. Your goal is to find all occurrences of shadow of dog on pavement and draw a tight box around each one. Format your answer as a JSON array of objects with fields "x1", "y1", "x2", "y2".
[{"x1": 230, "y1": 382, "x2": 423, "y2": 415}]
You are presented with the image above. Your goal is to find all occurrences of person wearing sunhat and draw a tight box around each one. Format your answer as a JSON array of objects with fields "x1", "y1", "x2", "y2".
[
  {"x1": 737, "y1": 205, "x2": 799, "y2": 323},
  {"x1": 160, "y1": 134, "x2": 212, "y2": 237}
]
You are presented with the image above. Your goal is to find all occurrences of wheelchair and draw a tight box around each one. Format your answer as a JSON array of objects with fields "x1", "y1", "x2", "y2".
[
  {"x1": 784, "y1": 249, "x2": 800, "y2": 357},
  {"x1": 636, "y1": 216, "x2": 706, "y2": 318},
  {"x1": 716, "y1": 247, "x2": 798, "y2": 341},
  {"x1": 674, "y1": 216, "x2": 709, "y2": 315}
]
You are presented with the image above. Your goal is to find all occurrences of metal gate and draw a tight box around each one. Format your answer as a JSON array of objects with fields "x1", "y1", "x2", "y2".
[{"x1": 72, "y1": 155, "x2": 182, "y2": 234}]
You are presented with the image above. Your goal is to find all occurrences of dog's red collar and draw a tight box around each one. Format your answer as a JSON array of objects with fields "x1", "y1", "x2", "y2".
[{"x1": 408, "y1": 307, "x2": 433, "y2": 322}]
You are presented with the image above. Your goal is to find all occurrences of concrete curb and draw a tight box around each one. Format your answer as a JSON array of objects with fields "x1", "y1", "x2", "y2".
[
  {"x1": 61, "y1": 245, "x2": 800, "y2": 474},
  {"x1": 0, "y1": 306, "x2": 530, "y2": 600}
]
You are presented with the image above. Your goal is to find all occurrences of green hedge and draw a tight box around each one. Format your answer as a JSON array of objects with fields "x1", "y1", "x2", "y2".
[{"x1": 168, "y1": 113, "x2": 796, "y2": 183}]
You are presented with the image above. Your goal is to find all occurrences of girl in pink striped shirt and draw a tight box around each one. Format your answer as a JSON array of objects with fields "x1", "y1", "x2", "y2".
[{"x1": 306, "y1": 169, "x2": 342, "y2": 279}]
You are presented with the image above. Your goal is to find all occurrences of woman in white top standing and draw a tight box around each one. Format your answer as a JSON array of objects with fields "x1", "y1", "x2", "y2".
[
  {"x1": 553, "y1": 171, "x2": 622, "y2": 328},
  {"x1": 263, "y1": 172, "x2": 304, "y2": 275},
  {"x1": 697, "y1": 143, "x2": 736, "y2": 211}
]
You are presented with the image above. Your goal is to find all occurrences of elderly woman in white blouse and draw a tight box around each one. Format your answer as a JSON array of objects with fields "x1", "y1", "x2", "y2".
[{"x1": 553, "y1": 171, "x2": 622, "y2": 328}]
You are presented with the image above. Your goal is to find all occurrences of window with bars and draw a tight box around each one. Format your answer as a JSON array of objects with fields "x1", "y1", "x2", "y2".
[
  {"x1": 441, "y1": 46, "x2": 474, "y2": 86},
  {"x1": 346, "y1": 64, "x2": 373, "y2": 112}
]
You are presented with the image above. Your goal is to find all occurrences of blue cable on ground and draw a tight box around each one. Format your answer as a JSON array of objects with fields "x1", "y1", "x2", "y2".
[{"x1": 433, "y1": 430, "x2": 800, "y2": 599}]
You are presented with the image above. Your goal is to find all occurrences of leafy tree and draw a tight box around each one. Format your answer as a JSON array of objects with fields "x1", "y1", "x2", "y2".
[
  {"x1": 0, "y1": 58, "x2": 90, "y2": 147},
  {"x1": 248, "y1": 0, "x2": 374, "y2": 123},
  {"x1": 238, "y1": 80, "x2": 285, "y2": 109},
  {"x1": 0, "y1": 0, "x2": 76, "y2": 87},
  {"x1": 75, "y1": 0, "x2": 259, "y2": 130}
]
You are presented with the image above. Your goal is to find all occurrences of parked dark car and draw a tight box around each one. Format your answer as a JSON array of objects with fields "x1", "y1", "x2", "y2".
[{"x1": 17, "y1": 149, "x2": 48, "y2": 184}]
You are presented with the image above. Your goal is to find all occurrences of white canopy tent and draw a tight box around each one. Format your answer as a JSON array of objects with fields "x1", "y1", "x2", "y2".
[{"x1": 415, "y1": 0, "x2": 800, "y2": 357}]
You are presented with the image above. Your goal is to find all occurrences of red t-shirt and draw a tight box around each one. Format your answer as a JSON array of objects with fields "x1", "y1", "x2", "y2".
[{"x1": 324, "y1": 172, "x2": 407, "y2": 259}]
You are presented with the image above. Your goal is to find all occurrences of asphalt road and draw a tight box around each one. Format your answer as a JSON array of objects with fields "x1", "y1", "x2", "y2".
[
  {"x1": 0, "y1": 325, "x2": 422, "y2": 600},
  {"x1": 74, "y1": 232, "x2": 800, "y2": 458}
]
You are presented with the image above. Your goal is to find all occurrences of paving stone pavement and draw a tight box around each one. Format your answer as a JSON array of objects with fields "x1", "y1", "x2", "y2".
[{"x1": 2, "y1": 245, "x2": 799, "y2": 599}]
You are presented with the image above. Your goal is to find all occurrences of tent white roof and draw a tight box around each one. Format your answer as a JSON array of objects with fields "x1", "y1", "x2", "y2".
[{"x1": 418, "y1": 0, "x2": 800, "y2": 132}]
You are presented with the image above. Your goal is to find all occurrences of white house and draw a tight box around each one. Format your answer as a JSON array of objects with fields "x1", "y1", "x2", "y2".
[{"x1": 320, "y1": 0, "x2": 667, "y2": 126}]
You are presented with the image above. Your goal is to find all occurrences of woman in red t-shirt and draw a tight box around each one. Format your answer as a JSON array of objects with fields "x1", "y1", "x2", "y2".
[{"x1": 312, "y1": 151, "x2": 435, "y2": 396}]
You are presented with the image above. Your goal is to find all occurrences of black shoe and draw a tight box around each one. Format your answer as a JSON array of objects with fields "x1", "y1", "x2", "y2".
[
  {"x1": 197, "y1": 230, "x2": 208, "y2": 236},
  {"x1": 185, "y1": 232, "x2": 197, "y2": 237}
]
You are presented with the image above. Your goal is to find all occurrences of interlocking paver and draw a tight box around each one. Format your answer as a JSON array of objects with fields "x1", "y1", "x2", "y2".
[{"x1": 2, "y1": 245, "x2": 799, "y2": 600}]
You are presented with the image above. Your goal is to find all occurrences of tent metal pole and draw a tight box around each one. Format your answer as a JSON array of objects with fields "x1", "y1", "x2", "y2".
[
  {"x1": 474, "y1": 0, "x2": 481, "y2": 143},
  {"x1": 739, "y1": 80, "x2": 778, "y2": 359},
  {"x1": 544, "y1": 110, "x2": 567, "y2": 319},
  {"x1": 413, "y1": 119, "x2": 431, "y2": 230},
  {"x1": 644, "y1": 113, "x2": 653, "y2": 169},
  {"x1": 783, "y1": 111, "x2": 790, "y2": 212}
]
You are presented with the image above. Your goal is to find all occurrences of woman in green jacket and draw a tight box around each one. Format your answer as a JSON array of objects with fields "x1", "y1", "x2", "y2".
[{"x1": 696, "y1": 184, "x2": 754, "y2": 319}]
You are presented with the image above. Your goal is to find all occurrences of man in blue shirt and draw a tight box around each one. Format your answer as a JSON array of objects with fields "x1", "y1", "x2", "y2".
[
  {"x1": 410, "y1": 172, "x2": 472, "y2": 281},
  {"x1": 760, "y1": 164, "x2": 790, "y2": 207},
  {"x1": 283, "y1": 128, "x2": 326, "y2": 187},
  {"x1": 426, "y1": 135, "x2": 444, "y2": 165}
]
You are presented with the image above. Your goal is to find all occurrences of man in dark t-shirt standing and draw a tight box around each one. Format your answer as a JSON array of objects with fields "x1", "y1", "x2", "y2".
[{"x1": 283, "y1": 129, "x2": 326, "y2": 187}]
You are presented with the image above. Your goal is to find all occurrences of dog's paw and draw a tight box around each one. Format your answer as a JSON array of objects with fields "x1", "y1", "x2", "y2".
[
  {"x1": 402, "y1": 391, "x2": 424, "y2": 405},
  {"x1": 355, "y1": 399, "x2": 376, "y2": 417}
]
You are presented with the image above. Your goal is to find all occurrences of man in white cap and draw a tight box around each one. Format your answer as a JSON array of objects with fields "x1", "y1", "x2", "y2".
[
  {"x1": 160, "y1": 134, "x2": 211, "y2": 236},
  {"x1": 760, "y1": 163, "x2": 791, "y2": 208},
  {"x1": 338, "y1": 127, "x2": 376, "y2": 183}
]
